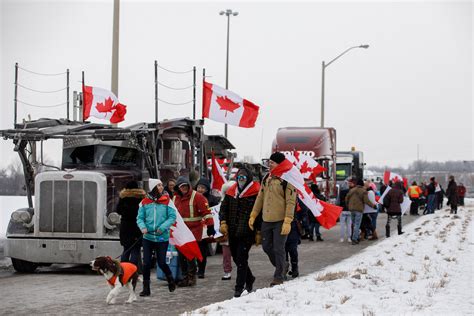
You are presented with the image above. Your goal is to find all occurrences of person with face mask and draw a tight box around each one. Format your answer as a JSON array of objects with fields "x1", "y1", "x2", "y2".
[
  {"x1": 219, "y1": 167, "x2": 261, "y2": 297},
  {"x1": 248, "y1": 152, "x2": 297, "y2": 287},
  {"x1": 173, "y1": 176, "x2": 215, "y2": 287},
  {"x1": 136, "y1": 179, "x2": 177, "y2": 296}
]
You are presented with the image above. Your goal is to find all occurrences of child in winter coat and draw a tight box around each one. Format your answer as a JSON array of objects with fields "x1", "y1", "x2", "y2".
[{"x1": 136, "y1": 179, "x2": 177, "y2": 296}]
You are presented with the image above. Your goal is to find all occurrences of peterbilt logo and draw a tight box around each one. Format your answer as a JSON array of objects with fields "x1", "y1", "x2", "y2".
[
  {"x1": 63, "y1": 174, "x2": 74, "y2": 180},
  {"x1": 282, "y1": 151, "x2": 316, "y2": 157}
]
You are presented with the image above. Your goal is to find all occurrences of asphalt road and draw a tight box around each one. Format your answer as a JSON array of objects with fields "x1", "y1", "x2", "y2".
[{"x1": 0, "y1": 212, "x2": 419, "y2": 315}]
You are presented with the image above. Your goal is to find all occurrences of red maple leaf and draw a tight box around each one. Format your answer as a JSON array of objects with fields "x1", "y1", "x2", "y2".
[
  {"x1": 216, "y1": 96, "x2": 240, "y2": 117},
  {"x1": 300, "y1": 161, "x2": 312, "y2": 174},
  {"x1": 96, "y1": 97, "x2": 115, "y2": 113}
]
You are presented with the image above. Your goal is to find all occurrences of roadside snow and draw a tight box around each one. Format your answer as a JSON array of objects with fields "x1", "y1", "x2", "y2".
[{"x1": 188, "y1": 202, "x2": 473, "y2": 315}]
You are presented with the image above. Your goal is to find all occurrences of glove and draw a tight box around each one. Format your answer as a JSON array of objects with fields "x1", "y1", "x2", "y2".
[
  {"x1": 248, "y1": 211, "x2": 257, "y2": 231},
  {"x1": 255, "y1": 231, "x2": 262, "y2": 246},
  {"x1": 207, "y1": 225, "x2": 216, "y2": 237},
  {"x1": 281, "y1": 217, "x2": 292, "y2": 235},
  {"x1": 219, "y1": 221, "x2": 228, "y2": 236}
]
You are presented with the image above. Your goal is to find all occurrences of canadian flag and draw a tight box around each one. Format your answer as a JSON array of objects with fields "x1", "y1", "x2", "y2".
[
  {"x1": 286, "y1": 151, "x2": 327, "y2": 182},
  {"x1": 383, "y1": 170, "x2": 408, "y2": 188},
  {"x1": 83, "y1": 85, "x2": 127, "y2": 123},
  {"x1": 271, "y1": 159, "x2": 343, "y2": 229},
  {"x1": 168, "y1": 200, "x2": 203, "y2": 261},
  {"x1": 210, "y1": 152, "x2": 227, "y2": 191},
  {"x1": 202, "y1": 81, "x2": 259, "y2": 128}
]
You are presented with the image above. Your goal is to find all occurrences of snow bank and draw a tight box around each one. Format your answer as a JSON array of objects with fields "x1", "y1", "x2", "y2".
[{"x1": 188, "y1": 202, "x2": 473, "y2": 315}]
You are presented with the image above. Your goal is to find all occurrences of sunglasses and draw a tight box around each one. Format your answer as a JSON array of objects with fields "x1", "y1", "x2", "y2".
[{"x1": 237, "y1": 175, "x2": 247, "y2": 180}]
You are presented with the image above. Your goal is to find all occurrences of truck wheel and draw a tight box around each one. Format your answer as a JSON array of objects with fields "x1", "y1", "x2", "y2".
[{"x1": 11, "y1": 258, "x2": 38, "y2": 273}]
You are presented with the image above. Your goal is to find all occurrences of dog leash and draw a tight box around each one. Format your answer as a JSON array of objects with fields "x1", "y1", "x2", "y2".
[{"x1": 115, "y1": 235, "x2": 143, "y2": 260}]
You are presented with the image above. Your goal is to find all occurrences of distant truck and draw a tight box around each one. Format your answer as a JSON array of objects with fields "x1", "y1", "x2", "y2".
[
  {"x1": 336, "y1": 149, "x2": 364, "y2": 184},
  {"x1": 0, "y1": 117, "x2": 233, "y2": 273},
  {"x1": 271, "y1": 127, "x2": 337, "y2": 199}
]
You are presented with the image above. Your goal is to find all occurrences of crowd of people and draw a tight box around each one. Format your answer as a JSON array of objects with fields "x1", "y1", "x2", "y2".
[{"x1": 115, "y1": 152, "x2": 468, "y2": 299}]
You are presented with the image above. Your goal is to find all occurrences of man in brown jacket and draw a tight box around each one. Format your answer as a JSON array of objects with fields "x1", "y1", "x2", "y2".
[
  {"x1": 345, "y1": 178, "x2": 376, "y2": 245},
  {"x1": 249, "y1": 152, "x2": 297, "y2": 286}
]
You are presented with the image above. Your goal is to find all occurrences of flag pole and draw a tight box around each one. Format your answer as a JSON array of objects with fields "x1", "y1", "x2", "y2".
[
  {"x1": 155, "y1": 60, "x2": 158, "y2": 126},
  {"x1": 192, "y1": 66, "x2": 196, "y2": 120},
  {"x1": 202, "y1": 68, "x2": 206, "y2": 119},
  {"x1": 81, "y1": 71, "x2": 85, "y2": 122},
  {"x1": 66, "y1": 68, "x2": 70, "y2": 120}
]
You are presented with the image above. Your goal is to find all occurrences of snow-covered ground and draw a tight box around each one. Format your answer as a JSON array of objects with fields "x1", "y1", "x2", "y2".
[{"x1": 189, "y1": 200, "x2": 474, "y2": 315}]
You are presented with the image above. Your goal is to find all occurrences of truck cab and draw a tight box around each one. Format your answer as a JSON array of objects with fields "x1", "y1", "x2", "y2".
[
  {"x1": 336, "y1": 150, "x2": 364, "y2": 184},
  {"x1": 272, "y1": 127, "x2": 337, "y2": 199}
]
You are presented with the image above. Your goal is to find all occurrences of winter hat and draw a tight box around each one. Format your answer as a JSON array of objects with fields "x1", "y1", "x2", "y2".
[
  {"x1": 125, "y1": 181, "x2": 139, "y2": 189},
  {"x1": 148, "y1": 178, "x2": 162, "y2": 190},
  {"x1": 269, "y1": 152, "x2": 285, "y2": 164}
]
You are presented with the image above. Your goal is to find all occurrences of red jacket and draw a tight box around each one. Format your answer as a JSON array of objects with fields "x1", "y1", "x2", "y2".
[
  {"x1": 173, "y1": 190, "x2": 213, "y2": 241},
  {"x1": 457, "y1": 185, "x2": 466, "y2": 197}
]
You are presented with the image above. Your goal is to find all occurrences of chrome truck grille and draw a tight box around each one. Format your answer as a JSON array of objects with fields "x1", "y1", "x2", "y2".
[{"x1": 38, "y1": 180, "x2": 97, "y2": 233}]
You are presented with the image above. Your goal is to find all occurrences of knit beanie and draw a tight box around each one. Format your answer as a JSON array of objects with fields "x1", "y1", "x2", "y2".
[{"x1": 269, "y1": 152, "x2": 285, "y2": 164}]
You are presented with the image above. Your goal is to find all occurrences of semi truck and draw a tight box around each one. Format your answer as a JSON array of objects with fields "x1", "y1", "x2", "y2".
[
  {"x1": 0, "y1": 117, "x2": 233, "y2": 272},
  {"x1": 336, "y1": 149, "x2": 365, "y2": 184},
  {"x1": 271, "y1": 126, "x2": 337, "y2": 199}
]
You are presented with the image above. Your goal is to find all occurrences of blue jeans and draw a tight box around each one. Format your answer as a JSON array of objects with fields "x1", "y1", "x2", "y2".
[
  {"x1": 368, "y1": 212, "x2": 378, "y2": 232},
  {"x1": 427, "y1": 194, "x2": 436, "y2": 214},
  {"x1": 340, "y1": 211, "x2": 352, "y2": 239},
  {"x1": 142, "y1": 238, "x2": 171, "y2": 281},
  {"x1": 350, "y1": 211, "x2": 363, "y2": 241},
  {"x1": 308, "y1": 220, "x2": 321, "y2": 237}
]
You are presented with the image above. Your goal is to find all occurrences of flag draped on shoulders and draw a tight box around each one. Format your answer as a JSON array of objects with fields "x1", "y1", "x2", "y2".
[
  {"x1": 167, "y1": 199, "x2": 203, "y2": 261},
  {"x1": 270, "y1": 158, "x2": 342, "y2": 229},
  {"x1": 82, "y1": 85, "x2": 127, "y2": 123},
  {"x1": 202, "y1": 81, "x2": 259, "y2": 128}
]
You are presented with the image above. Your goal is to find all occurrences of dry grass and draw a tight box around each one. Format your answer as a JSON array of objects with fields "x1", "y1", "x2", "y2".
[
  {"x1": 424, "y1": 255, "x2": 430, "y2": 260},
  {"x1": 340, "y1": 295, "x2": 352, "y2": 304},
  {"x1": 355, "y1": 268, "x2": 367, "y2": 274},
  {"x1": 406, "y1": 250, "x2": 414, "y2": 256},
  {"x1": 352, "y1": 274, "x2": 361, "y2": 280},
  {"x1": 324, "y1": 304, "x2": 332, "y2": 309},
  {"x1": 408, "y1": 271, "x2": 418, "y2": 282},
  {"x1": 384, "y1": 250, "x2": 390, "y2": 254},
  {"x1": 375, "y1": 260, "x2": 384, "y2": 266},
  {"x1": 316, "y1": 271, "x2": 348, "y2": 281},
  {"x1": 388, "y1": 257, "x2": 395, "y2": 262}
]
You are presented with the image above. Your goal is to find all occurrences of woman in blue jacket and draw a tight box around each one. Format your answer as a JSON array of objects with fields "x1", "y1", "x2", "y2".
[{"x1": 137, "y1": 179, "x2": 177, "y2": 296}]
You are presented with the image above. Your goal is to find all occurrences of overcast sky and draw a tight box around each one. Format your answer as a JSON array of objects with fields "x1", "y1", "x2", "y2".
[{"x1": 0, "y1": 0, "x2": 472, "y2": 169}]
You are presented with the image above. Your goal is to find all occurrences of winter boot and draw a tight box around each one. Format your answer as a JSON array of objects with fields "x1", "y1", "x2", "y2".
[
  {"x1": 291, "y1": 262, "x2": 299, "y2": 278},
  {"x1": 369, "y1": 230, "x2": 378, "y2": 240},
  {"x1": 187, "y1": 271, "x2": 197, "y2": 287},
  {"x1": 245, "y1": 275, "x2": 256, "y2": 293},
  {"x1": 166, "y1": 275, "x2": 176, "y2": 292},
  {"x1": 139, "y1": 280, "x2": 151, "y2": 297},
  {"x1": 316, "y1": 235, "x2": 324, "y2": 242},
  {"x1": 234, "y1": 288, "x2": 244, "y2": 298},
  {"x1": 385, "y1": 225, "x2": 390, "y2": 238},
  {"x1": 176, "y1": 275, "x2": 189, "y2": 287},
  {"x1": 397, "y1": 225, "x2": 404, "y2": 235}
]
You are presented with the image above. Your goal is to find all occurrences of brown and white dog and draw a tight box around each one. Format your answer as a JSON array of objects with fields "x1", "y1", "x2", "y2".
[{"x1": 90, "y1": 256, "x2": 141, "y2": 304}]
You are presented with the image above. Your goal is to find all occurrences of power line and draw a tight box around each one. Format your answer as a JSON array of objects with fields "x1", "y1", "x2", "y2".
[
  {"x1": 157, "y1": 64, "x2": 193, "y2": 74},
  {"x1": 15, "y1": 83, "x2": 67, "y2": 94},
  {"x1": 17, "y1": 100, "x2": 67, "y2": 108},
  {"x1": 18, "y1": 66, "x2": 67, "y2": 76},
  {"x1": 157, "y1": 81, "x2": 194, "y2": 90},
  {"x1": 157, "y1": 98, "x2": 193, "y2": 106}
]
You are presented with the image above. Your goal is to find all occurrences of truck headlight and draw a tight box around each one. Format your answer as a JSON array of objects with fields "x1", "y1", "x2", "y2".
[
  {"x1": 11, "y1": 210, "x2": 32, "y2": 224},
  {"x1": 107, "y1": 212, "x2": 121, "y2": 225}
]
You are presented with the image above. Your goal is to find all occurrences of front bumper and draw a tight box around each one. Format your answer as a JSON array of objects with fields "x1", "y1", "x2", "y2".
[{"x1": 5, "y1": 238, "x2": 122, "y2": 264}]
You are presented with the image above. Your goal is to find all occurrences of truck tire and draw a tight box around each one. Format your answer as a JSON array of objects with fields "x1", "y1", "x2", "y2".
[{"x1": 11, "y1": 258, "x2": 38, "y2": 273}]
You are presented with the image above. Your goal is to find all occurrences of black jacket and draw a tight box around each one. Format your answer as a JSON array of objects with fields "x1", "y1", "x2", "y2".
[
  {"x1": 116, "y1": 188, "x2": 146, "y2": 247},
  {"x1": 446, "y1": 180, "x2": 458, "y2": 206},
  {"x1": 196, "y1": 177, "x2": 220, "y2": 207}
]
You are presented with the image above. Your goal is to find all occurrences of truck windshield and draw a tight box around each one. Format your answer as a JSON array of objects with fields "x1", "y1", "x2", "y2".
[
  {"x1": 62, "y1": 145, "x2": 139, "y2": 169},
  {"x1": 336, "y1": 163, "x2": 352, "y2": 181}
]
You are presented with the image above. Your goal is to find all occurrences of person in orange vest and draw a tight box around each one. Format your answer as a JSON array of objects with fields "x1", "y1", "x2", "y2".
[
  {"x1": 173, "y1": 176, "x2": 215, "y2": 287},
  {"x1": 408, "y1": 181, "x2": 423, "y2": 216}
]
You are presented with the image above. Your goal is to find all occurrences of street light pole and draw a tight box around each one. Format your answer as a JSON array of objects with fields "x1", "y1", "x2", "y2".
[
  {"x1": 220, "y1": 9, "x2": 238, "y2": 138},
  {"x1": 320, "y1": 44, "x2": 369, "y2": 127}
]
